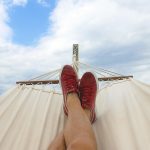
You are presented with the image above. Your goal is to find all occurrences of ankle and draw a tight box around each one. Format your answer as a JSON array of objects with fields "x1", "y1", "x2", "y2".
[
  {"x1": 84, "y1": 109, "x2": 91, "y2": 121},
  {"x1": 67, "y1": 92, "x2": 80, "y2": 106},
  {"x1": 67, "y1": 92, "x2": 78, "y2": 99}
]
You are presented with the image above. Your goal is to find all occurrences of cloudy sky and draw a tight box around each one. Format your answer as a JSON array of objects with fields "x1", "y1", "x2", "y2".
[{"x1": 0, "y1": 0, "x2": 150, "y2": 94}]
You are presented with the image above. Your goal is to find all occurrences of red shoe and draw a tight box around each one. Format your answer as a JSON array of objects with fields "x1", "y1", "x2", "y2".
[
  {"x1": 60, "y1": 65, "x2": 79, "y2": 115},
  {"x1": 79, "y1": 72, "x2": 98, "y2": 123}
]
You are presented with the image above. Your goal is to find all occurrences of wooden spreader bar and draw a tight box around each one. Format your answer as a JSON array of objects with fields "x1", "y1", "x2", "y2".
[
  {"x1": 16, "y1": 75, "x2": 133, "y2": 85},
  {"x1": 98, "y1": 75, "x2": 133, "y2": 81},
  {"x1": 16, "y1": 80, "x2": 59, "y2": 85}
]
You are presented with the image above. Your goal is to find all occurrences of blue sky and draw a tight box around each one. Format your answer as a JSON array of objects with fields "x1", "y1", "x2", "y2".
[
  {"x1": 0, "y1": 0, "x2": 150, "y2": 94},
  {"x1": 9, "y1": 0, "x2": 54, "y2": 45}
]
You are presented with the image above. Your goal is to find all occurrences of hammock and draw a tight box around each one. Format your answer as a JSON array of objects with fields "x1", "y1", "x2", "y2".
[{"x1": 0, "y1": 78, "x2": 150, "y2": 150}]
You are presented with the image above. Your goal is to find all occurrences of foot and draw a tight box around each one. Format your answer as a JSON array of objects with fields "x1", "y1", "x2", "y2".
[
  {"x1": 60, "y1": 65, "x2": 79, "y2": 115},
  {"x1": 79, "y1": 72, "x2": 98, "y2": 123}
]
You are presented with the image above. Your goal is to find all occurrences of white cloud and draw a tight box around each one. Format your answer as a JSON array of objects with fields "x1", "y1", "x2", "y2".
[
  {"x1": 12, "y1": 0, "x2": 27, "y2": 6},
  {"x1": 2, "y1": 0, "x2": 28, "y2": 6},
  {"x1": 0, "y1": 0, "x2": 150, "y2": 93},
  {"x1": 0, "y1": 2, "x2": 12, "y2": 43},
  {"x1": 37, "y1": 0, "x2": 50, "y2": 7}
]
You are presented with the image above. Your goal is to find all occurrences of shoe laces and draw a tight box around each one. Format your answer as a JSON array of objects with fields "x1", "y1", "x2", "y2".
[
  {"x1": 63, "y1": 74, "x2": 78, "y2": 91},
  {"x1": 81, "y1": 85, "x2": 94, "y2": 106}
]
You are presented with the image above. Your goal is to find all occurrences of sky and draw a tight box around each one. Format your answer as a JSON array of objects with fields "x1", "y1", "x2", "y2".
[{"x1": 0, "y1": 0, "x2": 150, "y2": 94}]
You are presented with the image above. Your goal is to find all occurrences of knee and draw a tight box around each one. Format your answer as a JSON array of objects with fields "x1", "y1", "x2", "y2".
[{"x1": 68, "y1": 137, "x2": 97, "y2": 150}]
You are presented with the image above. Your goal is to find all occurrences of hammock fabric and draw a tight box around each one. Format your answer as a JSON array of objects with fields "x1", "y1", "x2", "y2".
[{"x1": 0, "y1": 79, "x2": 150, "y2": 150}]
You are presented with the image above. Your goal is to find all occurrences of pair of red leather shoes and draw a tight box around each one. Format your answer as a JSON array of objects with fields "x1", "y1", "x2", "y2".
[{"x1": 60, "y1": 65, "x2": 98, "y2": 123}]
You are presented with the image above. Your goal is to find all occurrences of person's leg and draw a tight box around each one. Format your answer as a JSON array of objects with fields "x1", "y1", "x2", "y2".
[
  {"x1": 60, "y1": 65, "x2": 97, "y2": 150},
  {"x1": 48, "y1": 131, "x2": 66, "y2": 150},
  {"x1": 64, "y1": 93, "x2": 97, "y2": 150}
]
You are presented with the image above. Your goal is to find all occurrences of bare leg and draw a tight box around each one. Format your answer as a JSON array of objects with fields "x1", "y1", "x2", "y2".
[
  {"x1": 48, "y1": 131, "x2": 66, "y2": 150},
  {"x1": 64, "y1": 93, "x2": 97, "y2": 150}
]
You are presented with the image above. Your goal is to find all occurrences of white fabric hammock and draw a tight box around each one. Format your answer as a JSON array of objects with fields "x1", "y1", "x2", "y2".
[{"x1": 0, "y1": 79, "x2": 150, "y2": 150}]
